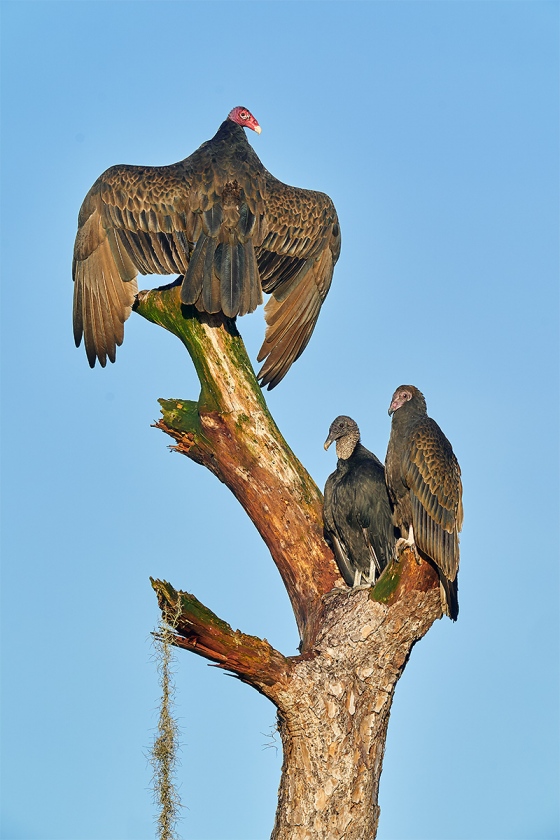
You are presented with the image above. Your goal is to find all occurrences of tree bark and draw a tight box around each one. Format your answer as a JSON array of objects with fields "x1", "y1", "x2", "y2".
[{"x1": 136, "y1": 281, "x2": 443, "y2": 839}]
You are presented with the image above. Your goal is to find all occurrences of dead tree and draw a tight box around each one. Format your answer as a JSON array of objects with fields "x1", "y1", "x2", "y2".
[{"x1": 137, "y1": 280, "x2": 443, "y2": 840}]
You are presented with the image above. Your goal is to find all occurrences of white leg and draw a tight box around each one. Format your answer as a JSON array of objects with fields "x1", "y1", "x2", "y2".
[{"x1": 395, "y1": 524, "x2": 419, "y2": 561}]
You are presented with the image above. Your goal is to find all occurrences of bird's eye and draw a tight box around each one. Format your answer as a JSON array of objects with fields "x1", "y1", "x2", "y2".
[{"x1": 240, "y1": 111, "x2": 249, "y2": 120}]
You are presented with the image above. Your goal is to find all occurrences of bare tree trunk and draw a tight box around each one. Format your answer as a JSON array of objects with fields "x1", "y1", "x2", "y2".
[{"x1": 137, "y1": 280, "x2": 442, "y2": 839}]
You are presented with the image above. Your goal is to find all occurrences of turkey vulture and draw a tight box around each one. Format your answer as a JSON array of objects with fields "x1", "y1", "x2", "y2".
[
  {"x1": 323, "y1": 416, "x2": 396, "y2": 587},
  {"x1": 385, "y1": 386, "x2": 463, "y2": 620},
  {"x1": 73, "y1": 106, "x2": 340, "y2": 388}
]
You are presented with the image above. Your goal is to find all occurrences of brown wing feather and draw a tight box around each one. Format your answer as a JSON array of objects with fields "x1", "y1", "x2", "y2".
[
  {"x1": 73, "y1": 160, "x2": 195, "y2": 365},
  {"x1": 403, "y1": 418, "x2": 462, "y2": 581},
  {"x1": 255, "y1": 176, "x2": 340, "y2": 388},
  {"x1": 73, "y1": 208, "x2": 139, "y2": 366}
]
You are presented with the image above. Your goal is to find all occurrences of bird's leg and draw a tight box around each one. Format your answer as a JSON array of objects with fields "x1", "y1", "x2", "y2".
[
  {"x1": 351, "y1": 567, "x2": 375, "y2": 591},
  {"x1": 368, "y1": 556, "x2": 376, "y2": 584},
  {"x1": 395, "y1": 525, "x2": 421, "y2": 564},
  {"x1": 363, "y1": 534, "x2": 382, "y2": 585}
]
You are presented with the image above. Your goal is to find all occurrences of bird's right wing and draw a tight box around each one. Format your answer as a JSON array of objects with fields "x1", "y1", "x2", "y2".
[
  {"x1": 73, "y1": 162, "x2": 196, "y2": 367},
  {"x1": 255, "y1": 177, "x2": 341, "y2": 388}
]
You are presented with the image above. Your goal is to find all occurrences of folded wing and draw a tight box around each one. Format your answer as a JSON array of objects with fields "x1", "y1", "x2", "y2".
[{"x1": 402, "y1": 418, "x2": 463, "y2": 582}]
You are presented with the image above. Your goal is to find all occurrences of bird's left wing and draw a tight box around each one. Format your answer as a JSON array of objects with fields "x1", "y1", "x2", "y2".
[
  {"x1": 403, "y1": 418, "x2": 463, "y2": 580},
  {"x1": 255, "y1": 177, "x2": 340, "y2": 388}
]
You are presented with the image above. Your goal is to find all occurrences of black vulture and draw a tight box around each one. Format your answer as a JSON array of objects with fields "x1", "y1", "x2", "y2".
[
  {"x1": 385, "y1": 385, "x2": 463, "y2": 620},
  {"x1": 323, "y1": 416, "x2": 396, "y2": 587},
  {"x1": 73, "y1": 106, "x2": 340, "y2": 388}
]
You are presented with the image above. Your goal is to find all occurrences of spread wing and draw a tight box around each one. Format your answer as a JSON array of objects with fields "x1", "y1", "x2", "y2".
[
  {"x1": 403, "y1": 418, "x2": 463, "y2": 581},
  {"x1": 73, "y1": 161, "x2": 195, "y2": 367},
  {"x1": 73, "y1": 125, "x2": 341, "y2": 383},
  {"x1": 255, "y1": 176, "x2": 341, "y2": 389}
]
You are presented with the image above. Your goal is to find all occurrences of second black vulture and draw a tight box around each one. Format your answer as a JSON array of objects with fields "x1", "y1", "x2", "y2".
[{"x1": 323, "y1": 416, "x2": 396, "y2": 587}]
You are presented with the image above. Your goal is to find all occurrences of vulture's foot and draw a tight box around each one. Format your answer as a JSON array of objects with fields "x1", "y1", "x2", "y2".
[
  {"x1": 325, "y1": 585, "x2": 357, "y2": 600},
  {"x1": 368, "y1": 553, "x2": 381, "y2": 582},
  {"x1": 395, "y1": 537, "x2": 421, "y2": 564},
  {"x1": 365, "y1": 542, "x2": 382, "y2": 582},
  {"x1": 395, "y1": 525, "x2": 421, "y2": 564},
  {"x1": 350, "y1": 563, "x2": 378, "y2": 590}
]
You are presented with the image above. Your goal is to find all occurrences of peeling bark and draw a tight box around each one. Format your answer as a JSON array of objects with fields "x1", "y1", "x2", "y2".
[{"x1": 136, "y1": 281, "x2": 443, "y2": 839}]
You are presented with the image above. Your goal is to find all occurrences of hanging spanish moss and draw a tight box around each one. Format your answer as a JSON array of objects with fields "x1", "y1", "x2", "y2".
[{"x1": 150, "y1": 601, "x2": 183, "y2": 840}]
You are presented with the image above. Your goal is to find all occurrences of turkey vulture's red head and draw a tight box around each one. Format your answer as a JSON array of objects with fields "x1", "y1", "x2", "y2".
[
  {"x1": 388, "y1": 385, "x2": 426, "y2": 416},
  {"x1": 228, "y1": 106, "x2": 262, "y2": 134}
]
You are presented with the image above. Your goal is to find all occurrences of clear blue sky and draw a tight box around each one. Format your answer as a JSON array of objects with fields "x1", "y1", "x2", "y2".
[{"x1": 1, "y1": 2, "x2": 558, "y2": 839}]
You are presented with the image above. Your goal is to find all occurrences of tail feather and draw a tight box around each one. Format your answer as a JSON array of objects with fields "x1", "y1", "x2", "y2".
[
  {"x1": 183, "y1": 233, "x2": 261, "y2": 318},
  {"x1": 439, "y1": 574, "x2": 459, "y2": 621},
  {"x1": 213, "y1": 241, "x2": 261, "y2": 317},
  {"x1": 215, "y1": 242, "x2": 242, "y2": 318},
  {"x1": 181, "y1": 233, "x2": 218, "y2": 308}
]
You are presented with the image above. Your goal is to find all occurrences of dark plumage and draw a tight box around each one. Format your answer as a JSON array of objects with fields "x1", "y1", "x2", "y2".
[
  {"x1": 385, "y1": 386, "x2": 463, "y2": 620},
  {"x1": 323, "y1": 416, "x2": 396, "y2": 587},
  {"x1": 73, "y1": 106, "x2": 340, "y2": 388}
]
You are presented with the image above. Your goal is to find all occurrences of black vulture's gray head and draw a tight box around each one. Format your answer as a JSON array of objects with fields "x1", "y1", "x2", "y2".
[{"x1": 324, "y1": 416, "x2": 360, "y2": 459}]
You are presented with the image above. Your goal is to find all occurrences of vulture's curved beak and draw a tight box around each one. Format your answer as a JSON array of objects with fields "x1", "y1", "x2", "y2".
[
  {"x1": 254, "y1": 124, "x2": 262, "y2": 135},
  {"x1": 324, "y1": 436, "x2": 333, "y2": 451}
]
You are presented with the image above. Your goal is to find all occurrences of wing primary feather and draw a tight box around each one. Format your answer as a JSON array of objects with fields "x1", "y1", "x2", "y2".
[
  {"x1": 97, "y1": 268, "x2": 117, "y2": 363},
  {"x1": 73, "y1": 268, "x2": 84, "y2": 347},
  {"x1": 84, "y1": 274, "x2": 104, "y2": 367}
]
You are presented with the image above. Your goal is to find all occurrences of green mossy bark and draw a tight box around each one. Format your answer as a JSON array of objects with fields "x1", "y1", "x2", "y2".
[
  {"x1": 151, "y1": 578, "x2": 238, "y2": 636},
  {"x1": 135, "y1": 282, "x2": 267, "y2": 415},
  {"x1": 369, "y1": 560, "x2": 402, "y2": 604},
  {"x1": 151, "y1": 578, "x2": 290, "y2": 689}
]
